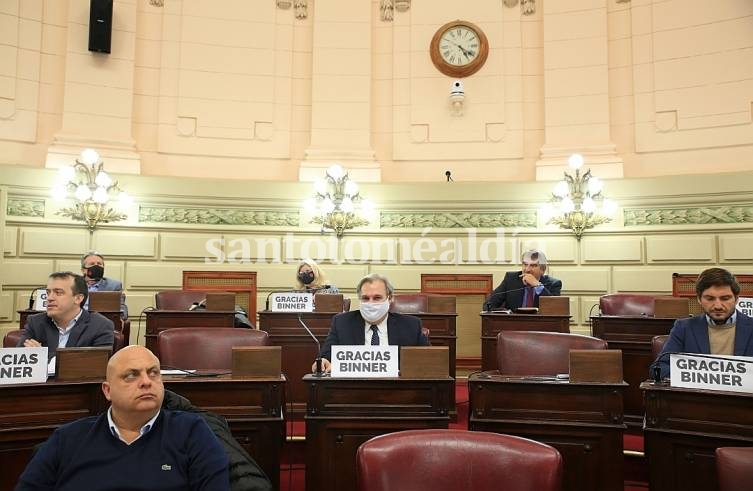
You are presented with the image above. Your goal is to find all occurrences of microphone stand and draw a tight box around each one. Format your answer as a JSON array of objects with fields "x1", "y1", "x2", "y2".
[{"x1": 298, "y1": 313, "x2": 324, "y2": 377}]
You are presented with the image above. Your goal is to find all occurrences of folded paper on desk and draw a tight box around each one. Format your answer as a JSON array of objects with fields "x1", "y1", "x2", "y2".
[{"x1": 670, "y1": 353, "x2": 753, "y2": 394}]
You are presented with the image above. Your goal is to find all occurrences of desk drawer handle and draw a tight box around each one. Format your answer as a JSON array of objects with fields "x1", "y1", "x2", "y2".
[
  {"x1": 336, "y1": 435, "x2": 343, "y2": 443},
  {"x1": 583, "y1": 444, "x2": 593, "y2": 453}
]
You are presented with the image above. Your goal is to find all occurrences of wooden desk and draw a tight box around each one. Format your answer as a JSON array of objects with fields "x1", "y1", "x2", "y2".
[
  {"x1": 145, "y1": 310, "x2": 235, "y2": 357},
  {"x1": 469, "y1": 373, "x2": 626, "y2": 491},
  {"x1": 259, "y1": 311, "x2": 458, "y2": 419},
  {"x1": 591, "y1": 315, "x2": 676, "y2": 429},
  {"x1": 0, "y1": 376, "x2": 284, "y2": 491},
  {"x1": 304, "y1": 375, "x2": 453, "y2": 491},
  {"x1": 480, "y1": 313, "x2": 571, "y2": 370},
  {"x1": 642, "y1": 382, "x2": 753, "y2": 491},
  {"x1": 258, "y1": 311, "x2": 335, "y2": 418}
]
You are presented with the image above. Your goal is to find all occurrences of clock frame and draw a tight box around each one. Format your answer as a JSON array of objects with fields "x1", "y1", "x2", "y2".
[{"x1": 429, "y1": 20, "x2": 489, "y2": 78}]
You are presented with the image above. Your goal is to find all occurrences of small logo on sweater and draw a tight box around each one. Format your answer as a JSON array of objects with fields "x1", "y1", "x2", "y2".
[{"x1": 161, "y1": 464, "x2": 172, "y2": 471}]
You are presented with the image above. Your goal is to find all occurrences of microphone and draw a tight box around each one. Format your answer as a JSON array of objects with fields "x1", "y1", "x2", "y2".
[
  {"x1": 445, "y1": 170, "x2": 453, "y2": 182},
  {"x1": 483, "y1": 286, "x2": 530, "y2": 312},
  {"x1": 298, "y1": 313, "x2": 324, "y2": 377}
]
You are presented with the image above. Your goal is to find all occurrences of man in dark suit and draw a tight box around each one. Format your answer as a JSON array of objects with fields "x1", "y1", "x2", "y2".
[
  {"x1": 657, "y1": 267, "x2": 753, "y2": 378},
  {"x1": 483, "y1": 249, "x2": 562, "y2": 311},
  {"x1": 313, "y1": 273, "x2": 429, "y2": 373},
  {"x1": 81, "y1": 251, "x2": 128, "y2": 319},
  {"x1": 18, "y1": 271, "x2": 114, "y2": 360}
]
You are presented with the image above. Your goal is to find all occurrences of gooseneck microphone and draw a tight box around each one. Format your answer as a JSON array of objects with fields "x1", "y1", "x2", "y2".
[
  {"x1": 298, "y1": 313, "x2": 324, "y2": 377},
  {"x1": 483, "y1": 285, "x2": 530, "y2": 312}
]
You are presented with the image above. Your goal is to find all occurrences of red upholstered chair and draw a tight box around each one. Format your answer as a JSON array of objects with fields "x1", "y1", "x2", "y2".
[
  {"x1": 716, "y1": 446, "x2": 753, "y2": 491},
  {"x1": 3, "y1": 329, "x2": 22, "y2": 348},
  {"x1": 497, "y1": 331, "x2": 607, "y2": 376},
  {"x1": 112, "y1": 330, "x2": 125, "y2": 353},
  {"x1": 599, "y1": 294, "x2": 655, "y2": 316},
  {"x1": 389, "y1": 294, "x2": 428, "y2": 313},
  {"x1": 154, "y1": 290, "x2": 210, "y2": 310},
  {"x1": 357, "y1": 429, "x2": 563, "y2": 491},
  {"x1": 343, "y1": 297, "x2": 351, "y2": 311},
  {"x1": 157, "y1": 327, "x2": 270, "y2": 370},
  {"x1": 651, "y1": 334, "x2": 669, "y2": 360}
]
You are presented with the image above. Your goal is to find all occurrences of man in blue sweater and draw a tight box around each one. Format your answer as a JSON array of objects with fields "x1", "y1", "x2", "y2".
[{"x1": 16, "y1": 346, "x2": 230, "y2": 491}]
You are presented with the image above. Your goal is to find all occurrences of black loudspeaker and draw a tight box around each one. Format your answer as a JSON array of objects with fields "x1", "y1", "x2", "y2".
[{"x1": 88, "y1": 0, "x2": 113, "y2": 53}]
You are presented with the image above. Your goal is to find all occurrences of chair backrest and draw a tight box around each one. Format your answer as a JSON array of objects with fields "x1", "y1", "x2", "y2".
[
  {"x1": 390, "y1": 294, "x2": 428, "y2": 313},
  {"x1": 155, "y1": 290, "x2": 210, "y2": 310},
  {"x1": 599, "y1": 293, "x2": 655, "y2": 316},
  {"x1": 343, "y1": 297, "x2": 352, "y2": 311},
  {"x1": 357, "y1": 429, "x2": 562, "y2": 491},
  {"x1": 157, "y1": 327, "x2": 270, "y2": 370},
  {"x1": 651, "y1": 334, "x2": 669, "y2": 360},
  {"x1": 3, "y1": 329, "x2": 22, "y2": 348},
  {"x1": 716, "y1": 446, "x2": 753, "y2": 491},
  {"x1": 497, "y1": 331, "x2": 608, "y2": 376}
]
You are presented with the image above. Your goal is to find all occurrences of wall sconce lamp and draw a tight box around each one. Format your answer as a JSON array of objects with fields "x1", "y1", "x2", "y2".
[
  {"x1": 304, "y1": 164, "x2": 373, "y2": 238},
  {"x1": 541, "y1": 153, "x2": 617, "y2": 240},
  {"x1": 450, "y1": 80, "x2": 465, "y2": 116},
  {"x1": 51, "y1": 149, "x2": 133, "y2": 232}
]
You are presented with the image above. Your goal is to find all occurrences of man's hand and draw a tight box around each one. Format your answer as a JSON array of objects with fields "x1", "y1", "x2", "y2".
[
  {"x1": 311, "y1": 358, "x2": 332, "y2": 373},
  {"x1": 519, "y1": 273, "x2": 541, "y2": 287},
  {"x1": 23, "y1": 338, "x2": 42, "y2": 348}
]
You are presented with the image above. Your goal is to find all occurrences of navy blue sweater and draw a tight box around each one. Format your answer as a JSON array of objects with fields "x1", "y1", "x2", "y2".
[{"x1": 16, "y1": 410, "x2": 229, "y2": 491}]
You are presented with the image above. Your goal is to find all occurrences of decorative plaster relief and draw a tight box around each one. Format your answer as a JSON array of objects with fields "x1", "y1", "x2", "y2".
[
  {"x1": 624, "y1": 205, "x2": 753, "y2": 226},
  {"x1": 521, "y1": 0, "x2": 535, "y2": 15},
  {"x1": 276, "y1": 0, "x2": 292, "y2": 9},
  {"x1": 380, "y1": 211, "x2": 537, "y2": 229},
  {"x1": 410, "y1": 124, "x2": 429, "y2": 143},
  {"x1": 176, "y1": 117, "x2": 197, "y2": 137},
  {"x1": 139, "y1": 206, "x2": 299, "y2": 226},
  {"x1": 294, "y1": 0, "x2": 307, "y2": 19},
  {"x1": 6, "y1": 198, "x2": 45, "y2": 218},
  {"x1": 380, "y1": 0, "x2": 394, "y2": 21},
  {"x1": 486, "y1": 123, "x2": 506, "y2": 142},
  {"x1": 655, "y1": 111, "x2": 678, "y2": 132}
]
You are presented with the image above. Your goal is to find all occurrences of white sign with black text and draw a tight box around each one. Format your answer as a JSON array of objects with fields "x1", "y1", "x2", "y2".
[
  {"x1": 670, "y1": 353, "x2": 753, "y2": 394},
  {"x1": 33, "y1": 288, "x2": 48, "y2": 311},
  {"x1": 270, "y1": 292, "x2": 314, "y2": 312},
  {"x1": 0, "y1": 347, "x2": 48, "y2": 385},
  {"x1": 330, "y1": 345, "x2": 399, "y2": 378},
  {"x1": 737, "y1": 297, "x2": 753, "y2": 317}
]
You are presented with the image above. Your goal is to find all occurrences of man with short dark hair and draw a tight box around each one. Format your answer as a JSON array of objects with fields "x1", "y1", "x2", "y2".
[
  {"x1": 483, "y1": 249, "x2": 563, "y2": 311},
  {"x1": 17, "y1": 272, "x2": 114, "y2": 360},
  {"x1": 16, "y1": 345, "x2": 230, "y2": 490},
  {"x1": 81, "y1": 251, "x2": 128, "y2": 319},
  {"x1": 313, "y1": 273, "x2": 429, "y2": 373},
  {"x1": 656, "y1": 267, "x2": 753, "y2": 378}
]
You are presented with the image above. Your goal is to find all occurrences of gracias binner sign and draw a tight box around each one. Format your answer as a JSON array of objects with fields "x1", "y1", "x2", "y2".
[
  {"x1": 670, "y1": 353, "x2": 753, "y2": 394},
  {"x1": 0, "y1": 347, "x2": 48, "y2": 385}
]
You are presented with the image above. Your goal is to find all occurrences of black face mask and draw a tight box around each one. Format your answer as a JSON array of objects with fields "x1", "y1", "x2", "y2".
[
  {"x1": 86, "y1": 265, "x2": 105, "y2": 281},
  {"x1": 298, "y1": 271, "x2": 315, "y2": 285}
]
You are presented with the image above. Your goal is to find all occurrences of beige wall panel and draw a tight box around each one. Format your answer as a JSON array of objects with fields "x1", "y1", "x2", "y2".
[
  {"x1": 93, "y1": 231, "x2": 158, "y2": 258},
  {"x1": 557, "y1": 267, "x2": 610, "y2": 293},
  {"x1": 538, "y1": 236, "x2": 578, "y2": 263},
  {"x1": 341, "y1": 237, "x2": 399, "y2": 264},
  {"x1": 282, "y1": 234, "x2": 344, "y2": 264},
  {"x1": 20, "y1": 229, "x2": 89, "y2": 256},
  {"x1": 0, "y1": 259, "x2": 55, "y2": 287},
  {"x1": 580, "y1": 295, "x2": 601, "y2": 326},
  {"x1": 161, "y1": 233, "x2": 221, "y2": 260},
  {"x1": 612, "y1": 266, "x2": 697, "y2": 293},
  {"x1": 57, "y1": 260, "x2": 125, "y2": 283},
  {"x1": 582, "y1": 236, "x2": 643, "y2": 263},
  {"x1": 4, "y1": 226, "x2": 17, "y2": 256},
  {"x1": 456, "y1": 293, "x2": 485, "y2": 358},
  {"x1": 646, "y1": 235, "x2": 716, "y2": 263},
  {"x1": 397, "y1": 236, "x2": 461, "y2": 265},
  {"x1": 719, "y1": 234, "x2": 753, "y2": 262},
  {"x1": 457, "y1": 235, "x2": 513, "y2": 265},
  {"x1": 126, "y1": 263, "x2": 186, "y2": 289},
  {"x1": 0, "y1": 291, "x2": 12, "y2": 321},
  {"x1": 366, "y1": 265, "x2": 422, "y2": 292}
]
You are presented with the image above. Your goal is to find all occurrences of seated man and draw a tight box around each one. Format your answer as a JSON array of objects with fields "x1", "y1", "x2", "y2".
[
  {"x1": 483, "y1": 249, "x2": 562, "y2": 311},
  {"x1": 17, "y1": 271, "x2": 114, "y2": 360},
  {"x1": 312, "y1": 273, "x2": 429, "y2": 373},
  {"x1": 16, "y1": 345, "x2": 230, "y2": 491},
  {"x1": 657, "y1": 267, "x2": 753, "y2": 378},
  {"x1": 81, "y1": 251, "x2": 128, "y2": 319}
]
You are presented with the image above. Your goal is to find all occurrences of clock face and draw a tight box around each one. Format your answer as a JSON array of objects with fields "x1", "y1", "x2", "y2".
[
  {"x1": 430, "y1": 21, "x2": 489, "y2": 78},
  {"x1": 439, "y1": 26, "x2": 480, "y2": 67}
]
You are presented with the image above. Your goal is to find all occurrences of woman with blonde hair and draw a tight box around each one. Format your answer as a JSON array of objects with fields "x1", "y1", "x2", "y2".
[{"x1": 295, "y1": 259, "x2": 339, "y2": 293}]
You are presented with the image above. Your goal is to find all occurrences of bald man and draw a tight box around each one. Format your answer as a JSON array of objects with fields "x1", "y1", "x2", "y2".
[{"x1": 17, "y1": 346, "x2": 230, "y2": 491}]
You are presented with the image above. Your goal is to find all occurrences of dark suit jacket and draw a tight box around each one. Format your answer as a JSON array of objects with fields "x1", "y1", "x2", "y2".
[
  {"x1": 485, "y1": 271, "x2": 563, "y2": 310},
  {"x1": 657, "y1": 311, "x2": 753, "y2": 378},
  {"x1": 320, "y1": 310, "x2": 429, "y2": 361},
  {"x1": 88, "y1": 277, "x2": 128, "y2": 319},
  {"x1": 18, "y1": 310, "x2": 115, "y2": 360}
]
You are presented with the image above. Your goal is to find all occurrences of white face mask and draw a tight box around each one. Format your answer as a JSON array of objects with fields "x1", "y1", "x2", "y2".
[{"x1": 360, "y1": 300, "x2": 390, "y2": 324}]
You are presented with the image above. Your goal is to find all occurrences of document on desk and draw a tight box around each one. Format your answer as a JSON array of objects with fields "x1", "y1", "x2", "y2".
[{"x1": 160, "y1": 369, "x2": 197, "y2": 376}]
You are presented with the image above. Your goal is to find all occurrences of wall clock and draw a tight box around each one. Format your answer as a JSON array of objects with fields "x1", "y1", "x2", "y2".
[{"x1": 429, "y1": 20, "x2": 489, "y2": 78}]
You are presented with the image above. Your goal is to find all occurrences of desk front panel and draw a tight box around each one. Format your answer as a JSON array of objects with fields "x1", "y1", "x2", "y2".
[
  {"x1": 259, "y1": 311, "x2": 334, "y2": 418},
  {"x1": 304, "y1": 376, "x2": 453, "y2": 491},
  {"x1": 642, "y1": 383, "x2": 753, "y2": 491},
  {"x1": 469, "y1": 375, "x2": 625, "y2": 491},
  {"x1": 145, "y1": 310, "x2": 235, "y2": 357},
  {"x1": 591, "y1": 316, "x2": 675, "y2": 429},
  {"x1": 480, "y1": 314, "x2": 571, "y2": 370}
]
